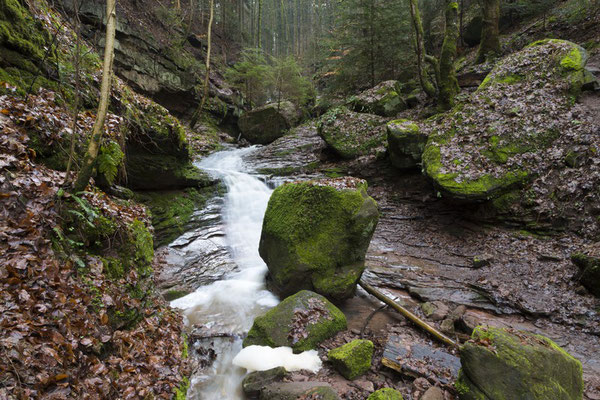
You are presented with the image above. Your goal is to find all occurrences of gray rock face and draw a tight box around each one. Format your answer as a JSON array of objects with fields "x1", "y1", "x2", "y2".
[
  {"x1": 238, "y1": 102, "x2": 301, "y2": 144},
  {"x1": 571, "y1": 251, "x2": 600, "y2": 297},
  {"x1": 259, "y1": 382, "x2": 340, "y2": 400},
  {"x1": 457, "y1": 326, "x2": 584, "y2": 400},
  {"x1": 259, "y1": 177, "x2": 379, "y2": 300},
  {"x1": 243, "y1": 367, "x2": 287, "y2": 399},
  {"x1": 386, "y1": 120, "x2": 427, "y2": 169}
]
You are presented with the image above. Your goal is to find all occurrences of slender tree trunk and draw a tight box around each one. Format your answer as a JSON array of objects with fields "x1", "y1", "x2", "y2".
[
  {"x1": 257, "y1": 0, "x2": 263, "y2": 48},
  {"x1": 64, "y1": 0, "x2": 82, "y2": 185},
  {"x1": 439, "y1": 0, "x2": 460, "y2": 110},
  {"x1": 476, "y1": 0, "x2": 501, "y2": 63},
  {"x1": 190, "y1": 0, "x2": 214, "y2": 128},
  {"x1": 73, "y1": 0, "x2": 116, "y2": 193},
  {"x1": 408, "y1": 0, "x2": 436, "y2": 98}
]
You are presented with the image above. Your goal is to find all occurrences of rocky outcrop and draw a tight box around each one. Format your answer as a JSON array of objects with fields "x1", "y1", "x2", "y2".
[
  {"x1": 56, "y1": 0, "x2": 242, "y2": 122},
  {"x1": 386, "y1": 120, "x2": 427, "y2": 169},
  {"x1": 421, "y1": 39, "x2": 600, "y2": 237},
  {"x1": 259, "y1": 177, "x2": 379, "y2": 300},
  {"x1": 571, "y1": 251, "x2": 600, "y2": 297},
  {"x1": 348, "y1": 81, "x2": 407, "y2": 117},
  {"x1": 456, "y1": 326, "x2": 583, "y2": 400},
  {"x1": 238, "y1": 101, "x2": 301, "y2": 144},
  {"x1": 243, "y1": 367, "x2": 288, "y2": 398},
  {"x1": 243, "y1": 290, "x2": 347, "y2": 352},
  {"x1": 328, "y1": 339, "x2": 374, "y2": 380},
  {"x1": 318, "y1": 107, "x2": 388, "y2": 160}
]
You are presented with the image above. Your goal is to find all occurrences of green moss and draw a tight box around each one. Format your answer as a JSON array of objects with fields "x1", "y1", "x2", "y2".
[
  {"x1": 174, "y1": 377, "x2": 189, "y2": 400},
  {"x1": 243, "y1": 290, "x2": 347, "y2": 352},
  {"x1": 328, "y1": 339, "x2": 373, "y2": 380},
  {"x1": 560, "y1": 47, "x2": 584, "y2": 71},
  {"x1": 181, "y1": 334, "x2": 189, "y2": 359},
  {"x1": 129, "y1": 219, "x2": 154, "y2": 277},
  {"x1": 367, "y1": 388, "x2": 404, "y2": 400},
  {"x1": 103, "y1": 257, "x2": 125, "y2": 280},
  {"x1": 259, "y1": 180, "x2": 379, "y2": 299}
]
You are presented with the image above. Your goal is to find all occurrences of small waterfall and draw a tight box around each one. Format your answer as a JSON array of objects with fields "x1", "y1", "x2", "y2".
[{"x1": 171, "y1": 147, "x2": 279, "y2": 399}]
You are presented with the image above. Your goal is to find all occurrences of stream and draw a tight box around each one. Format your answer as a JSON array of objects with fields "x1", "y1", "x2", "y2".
[{"x1": 171, "y1": 147, "x2": 279, "y2": 399}]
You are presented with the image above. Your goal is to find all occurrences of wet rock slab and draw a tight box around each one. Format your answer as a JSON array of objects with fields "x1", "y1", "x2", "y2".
[
  {"x1": 156, "y1": 197, "x2": 238, "y2": 297},
  {"x1": 381, "y1": 335, "x2": 460, "y2": 385}
]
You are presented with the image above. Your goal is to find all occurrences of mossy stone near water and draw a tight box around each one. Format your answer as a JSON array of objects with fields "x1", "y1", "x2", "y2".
[
  {"x1": 367, "y1": 388, "x2": 404, "y2": 400},
  {"x1": 328, "y1": 339, "x2": 373, "y2": 380},
  {"x1": 456, "y1": 326, "x2": 584, "y2": 400},
  {"x1": 387, "y1": 119, "x2": 428, "y2": 169},
  {"x1": 243, "y1": 290, "x2": 347, "y2": 352},
  {"x1": 238, "y1": 101, "x2": 300, "y2": 144},
  {"x1": 259, "y1": 177, "x2": 379, "y2": 300}
]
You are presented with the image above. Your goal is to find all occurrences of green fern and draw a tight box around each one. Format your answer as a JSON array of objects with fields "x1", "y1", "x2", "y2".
[{"x1": 97, "y1": 141, "x2": 124, "y2": 185}]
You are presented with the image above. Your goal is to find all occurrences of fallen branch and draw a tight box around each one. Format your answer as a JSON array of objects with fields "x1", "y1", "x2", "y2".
[{"x1": 358, "y1": 280, "x2": 458, "y2": 349}]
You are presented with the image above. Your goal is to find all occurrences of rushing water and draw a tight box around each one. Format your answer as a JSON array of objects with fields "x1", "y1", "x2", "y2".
[{"x1": 171, "y1": 147, "x2": 280, "y2": 399}]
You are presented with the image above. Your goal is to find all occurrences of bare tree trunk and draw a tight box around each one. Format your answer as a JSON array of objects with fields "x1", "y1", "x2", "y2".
[
  {"x1": 190, "y1": 0, "x2": 214, "y2": 128},
  {"x1": 476, "y1": 0, "x2": 501, "y2": 63},
  {"x1": 73, "y1": 0, "x2": 116, "y2": 193},
  {"x1": 257, "y1": 0, "x2": 263, "y2": 48},
  {"x1": 438, "y1": 0, "x2": 460, "y2": 110},
  {"x1": 64, "y1": 0, "x2": 82, "y2": 185},
  {"x1": 408, "y1": 0, "x2": 436, "y2": 98}
]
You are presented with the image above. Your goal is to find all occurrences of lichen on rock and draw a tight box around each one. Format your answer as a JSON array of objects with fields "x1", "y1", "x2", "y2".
[
  {"x1": 259, "y1": 177, "x2": 379, "y2": 300},
  {"x1": 367, "y1": 388, "x2": 404, "y2": 400},
  {"x1": 387, "y1": 119, "x2": 428, "y2": 169},
  {"x1": 348, "y1": 80, "x2": 407, "y2": 117}
]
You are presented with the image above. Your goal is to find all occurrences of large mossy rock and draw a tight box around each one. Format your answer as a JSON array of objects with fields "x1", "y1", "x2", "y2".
[
  {"x1": 238, "y1": 101, "x2": 301, "y2": 144},
  {"x1": 422, "y1": 39, "x2": 590, "y2": 203},
  {"x1": 571, "y1": 251, "x2": 600, "y2": 297},
  {"x1": 118, "y1": 87, "x2": 213, "y2": 190},
  {"x1": 387, "y1": 120, "x2": 428, "y2": 169},
  {"x1": 243, "y1": 290, "x2": 347, "y2": 352},
  {"x1": 328, "y1": 339, "x2": 374, "y2": 380},
  {"x1": 348, "y1": 81, "x2": 407, "y2": 117},
  {"x1": 317, "y1": 107, "x2": 387, "y2": 159},
  {"x1": 259, "y1": 177, "x2": 379, "y2": 300},
  {"x1": 367, "y1": 388, "x2": 404, "y2": 400},
  {"x1": 456, "y1": 326, "x2": 583, "y2": 400}
]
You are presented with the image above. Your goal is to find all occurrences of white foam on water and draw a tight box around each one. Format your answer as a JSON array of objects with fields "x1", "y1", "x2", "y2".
[{"x1": 232, "y1": 346, "x2": 322, "y2": 373}]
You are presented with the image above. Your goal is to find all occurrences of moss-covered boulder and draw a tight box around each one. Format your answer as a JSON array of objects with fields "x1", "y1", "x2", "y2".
[
  {"x1": 243, "y1": 290, "x2": 347, "y2": 352},
  {"x1": 348, "y1": 81, "x2": 407, "y2": 117},
  {"x1": 238, "y1": 101, "x2": 301, "y2": 144},
  {"x1": 367, "y1": 388, "x2": 404, "y2": 400},
  {"x1": 456, "y1": 326, "x2": 583, "y2": 400},
  {"x1": 118, "y1": 86, "x2": 213, "y2": 190},
  {"x1": 243, "y1": 367, "x2": 288, "y2": 398},
  {"x1": 387, "y1": 120, "x2": 428, "y2": 169},
  {"x1": 571, "y1": 252, "x2": 600, "y2": 297},
  {"x1": 259, "y1": 177, "x2": 379, "y2": 300},
  {"x1": 317, "y1": 107, "x2": 387, "y2": 159},
  {"x1": 328, "y1": 339, "x2": 373, "y2": 380},
  {"x1": 422, "y1": 39, "x2": 590, "y2": 202}
]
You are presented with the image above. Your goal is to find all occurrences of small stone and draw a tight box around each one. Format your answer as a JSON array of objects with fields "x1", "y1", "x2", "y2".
[
  {"x1": 353, "y1": 379, "x2": 375, "y2": 393},
  {"x1": 421, "y1": 301, "x2": 449, "y2": 321},
  {"x1": 455, "y1": 313, "x2": 479, "y2": 335},
  {"x1": 367, "y1": 387, "x2": 404, "y2": 400},
  {"x1": 472, "y1": 254, "x2": 493, "y2": 269},
  {"x1": 328, "y1": 339, "x2": 374, "y2": 380},
  {"x1": 439, "y1": 318, "x2": 455, "y2": 335},
  {"x1": 421, "y1": 386, "x2": 444, "y2": 400},
  {"x1": 242, "y1": 367, "x2": 287, "y2": 398}
]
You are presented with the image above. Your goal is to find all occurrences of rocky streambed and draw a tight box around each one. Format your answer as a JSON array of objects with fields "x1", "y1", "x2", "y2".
[{"x1": 158, "y1": 123, "x2": 600, "y2": 399}]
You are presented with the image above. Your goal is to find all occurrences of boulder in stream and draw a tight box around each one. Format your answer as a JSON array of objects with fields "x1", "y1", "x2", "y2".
[
  {"x1": 243, "y1": 290, "x2": 347, "y2": 352},
  {"x1": 386, "y1": 119, "x2": 427, "y2": 169},
  {"x1": 328, "y1": 339, "x2": 374, "y2": 380},
  {"x1": 259, "y1": 177, "x2": 379, "y2": 300},
  {"x1": 456, "y1": 326, "x2": 584, "y2": 400},
  {"x1": 243, "y1": 367, "x2": 288, "y2": 398},
  {"x1": 238, "y1": 101, "x2": 301, "y2": 144},
  {"x1": 317, "y1": 107, "x2": 388, "y2": 159},
  {"x1": 259, "y1": 382, "x2": 340, "y2": 400}
]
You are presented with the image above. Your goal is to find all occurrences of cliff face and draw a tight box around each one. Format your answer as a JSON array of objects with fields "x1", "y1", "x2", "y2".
[{"x1": 56, "y1": 0, "x2": 244, "y2": 123}]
